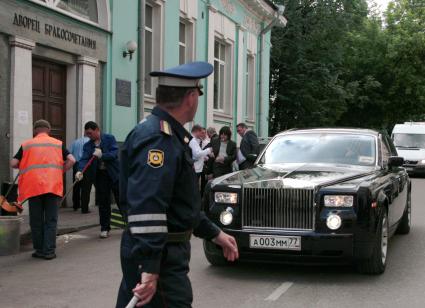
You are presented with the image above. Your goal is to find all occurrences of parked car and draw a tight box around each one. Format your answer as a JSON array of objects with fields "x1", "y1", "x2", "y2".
[
  {"x1": 203, "y1": 128, "x2": 411, "y2": 274},
  {"x1": 392, "y1": 122, "x2": 425, "y2": 176}
]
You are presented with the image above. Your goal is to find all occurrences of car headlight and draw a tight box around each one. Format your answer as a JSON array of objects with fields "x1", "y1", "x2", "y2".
[
  {"x1": 220, "y1": 207, "x2": 234, "y2": 225},
  {"x1": 324, "y1": 195, "x2": 353, "y2": 207},
  {"x1": 214, "y1": 192, "x2": 238, "y2": 204},
  {"x1": 327, "y1": 214, "x2": 342, "y2": 230}
]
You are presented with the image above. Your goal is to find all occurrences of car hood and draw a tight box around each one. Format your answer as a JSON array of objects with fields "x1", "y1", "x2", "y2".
[
  {"x1": 396, "y1": 148, "x2": 425, "y2": 161},
  {"x1": 211, "y1": 163, "x2": 376, "y2": 189}
]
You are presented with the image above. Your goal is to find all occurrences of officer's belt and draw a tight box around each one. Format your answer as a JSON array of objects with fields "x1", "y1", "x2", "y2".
[{"x1": 167, "y1": 230, "x2": 192, "y2": 243}]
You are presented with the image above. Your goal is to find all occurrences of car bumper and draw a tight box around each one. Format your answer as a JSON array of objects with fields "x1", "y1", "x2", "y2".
[{"x1": 205, "y1": 229, "x2": 374, "y2": 264}]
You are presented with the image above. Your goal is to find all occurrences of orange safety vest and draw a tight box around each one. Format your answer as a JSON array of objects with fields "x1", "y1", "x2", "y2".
[{"x1": 18, "y1": 133, "x2": 64, "y2": 202}]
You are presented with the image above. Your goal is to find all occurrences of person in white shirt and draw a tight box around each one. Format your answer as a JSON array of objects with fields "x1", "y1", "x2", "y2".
[
  {"x1": 189, "y1": 125, "x2": 211, "y2": 190},
  {"x1": 198, "y1": 127, "x2": 211, "y2": 196},
  {"x1": 199, "y1": 127, "x2": 210, "y2": 149}
]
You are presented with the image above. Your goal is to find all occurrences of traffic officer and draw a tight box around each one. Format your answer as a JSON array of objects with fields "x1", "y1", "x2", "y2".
[
  {"x1": 10, "y1": 119, "x2": 75, "y2": 260},
  {"x1": 116, "y1": 62, "x2": 239, "y2": 308}
]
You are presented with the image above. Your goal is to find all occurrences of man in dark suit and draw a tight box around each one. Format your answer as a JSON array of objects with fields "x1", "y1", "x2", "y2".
[
  {"x1": 76, "y1": 121, "x2": 122, "y2": 238},
  {"x1": 209, "y1": 126, "x2": 237, "y2": 178},
  {"x1": 236, "y1": 122, "x2": 260, "y2": 170}
]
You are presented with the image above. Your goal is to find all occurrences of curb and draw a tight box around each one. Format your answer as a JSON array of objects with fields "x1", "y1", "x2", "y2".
[{"x1": 20, "y1": 223, "x2": 100, "y2": 245}]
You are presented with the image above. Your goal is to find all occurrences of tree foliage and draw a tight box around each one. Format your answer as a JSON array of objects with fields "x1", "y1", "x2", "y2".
[{"x1": 269, "y1": 0, "x2": 425, "y2": 135}]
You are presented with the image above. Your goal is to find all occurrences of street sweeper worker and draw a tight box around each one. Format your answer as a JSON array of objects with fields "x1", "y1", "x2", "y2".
[
  {"x1": 10, "y1": 119, "x2": 75, "y2": 260},
  {"x1": 76, "y1": 121, "x2": 123, "y2": 239}
]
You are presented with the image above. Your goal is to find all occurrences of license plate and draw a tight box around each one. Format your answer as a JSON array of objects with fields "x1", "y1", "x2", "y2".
[{"x1": 249, "y1": 234, "x2": 301, "y2": 251}]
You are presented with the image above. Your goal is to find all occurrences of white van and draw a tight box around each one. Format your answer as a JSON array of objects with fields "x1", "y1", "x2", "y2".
[{"x1": 392, "y1": 122, "x2": 425, "y2": 175}]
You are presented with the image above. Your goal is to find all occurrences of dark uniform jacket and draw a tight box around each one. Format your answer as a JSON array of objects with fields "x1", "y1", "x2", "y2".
[
  {"x1": 120, "y1": 106, "x2": 221, "y2": 273},
  {"x1": 209, "y1": 137, "x2": 237, "y2": 178},
  {"x1": 240, "y1": 130, "x2": 260, "y2": 162},
  {"x1": 79, "y1": 133, "x2": 120, "y2": 183}
]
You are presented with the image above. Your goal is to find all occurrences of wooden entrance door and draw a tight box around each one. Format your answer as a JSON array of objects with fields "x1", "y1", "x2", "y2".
[{"x1": 32, "y1": 59, "x2": 67, "y2": 143}]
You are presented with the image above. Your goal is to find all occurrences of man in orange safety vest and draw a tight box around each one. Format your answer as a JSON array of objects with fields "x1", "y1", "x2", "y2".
[{"x1": 10, "y1": 119, "x2": 75, "y2": 260}]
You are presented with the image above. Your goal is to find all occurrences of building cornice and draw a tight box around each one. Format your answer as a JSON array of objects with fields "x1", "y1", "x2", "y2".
[
  {"x1": 208, "y1": 4, "x2": 218, "y2": 13},
  {"x1": 9, "y1": 36, "x2": 36, "y2": 50},
  {"x1": 239, "y1": 0, "x2": 287, "y2": 27},
  {"x1": 77, "y1": 56, "x2": 98, "y2": 67}
]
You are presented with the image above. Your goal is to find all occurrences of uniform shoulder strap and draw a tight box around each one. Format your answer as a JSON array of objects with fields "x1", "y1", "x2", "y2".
[{"x1": 159, "y1": 120, "x2": 173, "y2": 136}]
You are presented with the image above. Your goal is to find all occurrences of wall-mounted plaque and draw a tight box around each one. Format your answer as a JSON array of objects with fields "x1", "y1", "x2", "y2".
[{"x1": 116, "y1": 79, "x2": 131, "y2": 107}]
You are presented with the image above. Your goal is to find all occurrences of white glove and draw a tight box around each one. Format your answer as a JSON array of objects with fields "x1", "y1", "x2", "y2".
[
  {"x1": 75, "y1": 171, "x2": 83, "y2": 181},
  {"x1": 93, "y1": 148, "x2": 102, "y2": 158}
]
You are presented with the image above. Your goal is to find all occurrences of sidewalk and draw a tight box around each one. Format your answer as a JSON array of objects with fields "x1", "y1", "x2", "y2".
[{"x1": 20, "y1": 206, "x2": 100, "y2": 243}]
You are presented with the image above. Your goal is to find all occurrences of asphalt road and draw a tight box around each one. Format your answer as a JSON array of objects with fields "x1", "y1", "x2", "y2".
[{"x1": 1, "y1": 179, "x2": 425, "y2": 308}]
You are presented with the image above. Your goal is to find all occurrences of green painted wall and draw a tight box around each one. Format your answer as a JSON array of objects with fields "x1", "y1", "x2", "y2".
[
  {"x1": 106, "y1": 0, "x2": 138, "y2": 142},
  {"x1": 194, "y1": 2, "x2": 209, "y2": 126},
  {"x1": 203, "y1": 0, "x2": 272, "y2": 137},
  {"x1": 106, "y1": 0, "x2": 275, "y2": 140},
  {"x1": 164, "y1": 1, "x2": 180, "y2": 68}
]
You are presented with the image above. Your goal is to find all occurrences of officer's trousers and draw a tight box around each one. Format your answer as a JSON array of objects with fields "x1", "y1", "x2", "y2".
[{"x1": 116, "y1": 231, "x2": 192, "y2": 308}]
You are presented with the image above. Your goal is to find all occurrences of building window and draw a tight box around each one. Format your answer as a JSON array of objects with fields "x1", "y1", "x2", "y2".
[
  {"x1": 57, "y1": 0, "x2": 98, "y2": 22},
  {"x1": 144, "y1": 1, "x2": 163, "y2": 97},
  {"x1": 214, "y1": 40, "x2": 227, "y2": 111},
  {"x1": 245, "y1": 55, "x2": 255, "y2": 120},
  {"x1": 31, "y1": 0, "x2": 109, "y2": 30},
  {"x1": 179, "y1": 22, "x2": 187, "y2": 65},
  {"x1": 179, "y1": 19, "x2": 194, "y2": 65}
]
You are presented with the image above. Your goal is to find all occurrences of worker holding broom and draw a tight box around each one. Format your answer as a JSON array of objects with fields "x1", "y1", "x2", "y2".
[
  {"x1": 10, "y1": 119, "x2": 75, "y2": 260},
  {"x1": 76, "y1": 121, "x2": 123, "y2": 239}
]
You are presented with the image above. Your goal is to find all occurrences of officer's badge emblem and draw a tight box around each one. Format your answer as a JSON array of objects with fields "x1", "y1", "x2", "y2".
[
  {"x1": 147, "y1": 150, "x2": 164, "y2": 168},
  {"x1": 184, "y1": 136, "x2": 190, "y2": 144}
]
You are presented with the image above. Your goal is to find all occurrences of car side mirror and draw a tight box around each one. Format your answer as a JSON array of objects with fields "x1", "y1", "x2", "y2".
[
  {"x1": 246, "y1": 154, "x2": 258, "y2": 162},
  {"x1": 388, "y1": 156, "x2": 404, "y2": 168}
]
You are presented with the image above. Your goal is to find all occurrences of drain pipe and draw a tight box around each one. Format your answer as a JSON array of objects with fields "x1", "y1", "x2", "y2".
[
  {"x1": 137, "y1": 0, "x2": 146, "y2": 122},
  {"x1": 258, "y1": 4, "x2": 285, "y2": 137}
]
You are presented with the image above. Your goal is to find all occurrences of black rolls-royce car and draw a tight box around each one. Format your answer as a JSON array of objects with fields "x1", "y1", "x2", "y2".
[{"x1": 203, "y1": 128, "x2": 411, "y2": 274}]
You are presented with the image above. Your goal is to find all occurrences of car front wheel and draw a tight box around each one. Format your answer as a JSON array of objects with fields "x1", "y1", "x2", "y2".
[{"x1": 356, "y1": 208, "x2": 388, "y2": 275}]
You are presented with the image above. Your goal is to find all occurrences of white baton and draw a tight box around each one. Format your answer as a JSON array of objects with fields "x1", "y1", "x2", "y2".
[{"x1": 125, "y1": 295, "x2": 139, "y2": 308}]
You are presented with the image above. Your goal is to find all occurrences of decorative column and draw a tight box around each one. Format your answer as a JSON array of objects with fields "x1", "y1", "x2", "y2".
[
  {"x1": 77, "y1": 56, "x2": 98, "y2": 135},
  {"x1": 206, "y1": 5, "x2": 217, "y2": 128},
  {"x1": 236, "y1": 25, "x2": 245, "y2": 144},
  {"x1": 9, "y1": 36, "x2": 35, "y2": 167}
]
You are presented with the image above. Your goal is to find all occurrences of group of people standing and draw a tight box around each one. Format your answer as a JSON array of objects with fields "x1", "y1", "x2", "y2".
[
  {"x1": 10, "y1": 118, "x2": 259, "y2": 260},
  {"x1": 189, "y1": 122, "x2": 260, "y2": 195}
]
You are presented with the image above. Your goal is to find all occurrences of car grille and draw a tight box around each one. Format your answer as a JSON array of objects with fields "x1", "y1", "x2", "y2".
[{"x1": 242, "y1": 187, "x2": 315, "y2": 230}]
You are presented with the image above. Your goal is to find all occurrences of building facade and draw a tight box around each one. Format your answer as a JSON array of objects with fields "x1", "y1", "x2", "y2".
[
  {"x1": 105, "y1": 0, "x2": 286, "y2": 142},
  {"x1": 0, "y1": 0, "x2": 110, "y2": 188},
  {"x1": 0, "y1": 0, "x2": 285, "y2": 194}
]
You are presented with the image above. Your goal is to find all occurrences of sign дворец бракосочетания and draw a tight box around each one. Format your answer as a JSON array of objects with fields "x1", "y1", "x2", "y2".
[{"x1": 12, "y1": 12, "x2": 96, "y2": 50}]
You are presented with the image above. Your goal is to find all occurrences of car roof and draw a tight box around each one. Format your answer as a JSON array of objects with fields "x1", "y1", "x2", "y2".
[
  {"x1": 392, "y1": 123, "x2": 425, "y2": 134},
  {"x1": 276, "y1": 128, "x2": 380, "y2": 137}
]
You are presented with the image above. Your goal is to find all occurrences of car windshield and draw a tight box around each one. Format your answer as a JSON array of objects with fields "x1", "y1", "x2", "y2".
[
  {"x1": 393, "y1": 133, "x2": 425, "y2": 148},
  {"x1": 259, "y1": 133, "x2": 376, "y2": 166}
]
